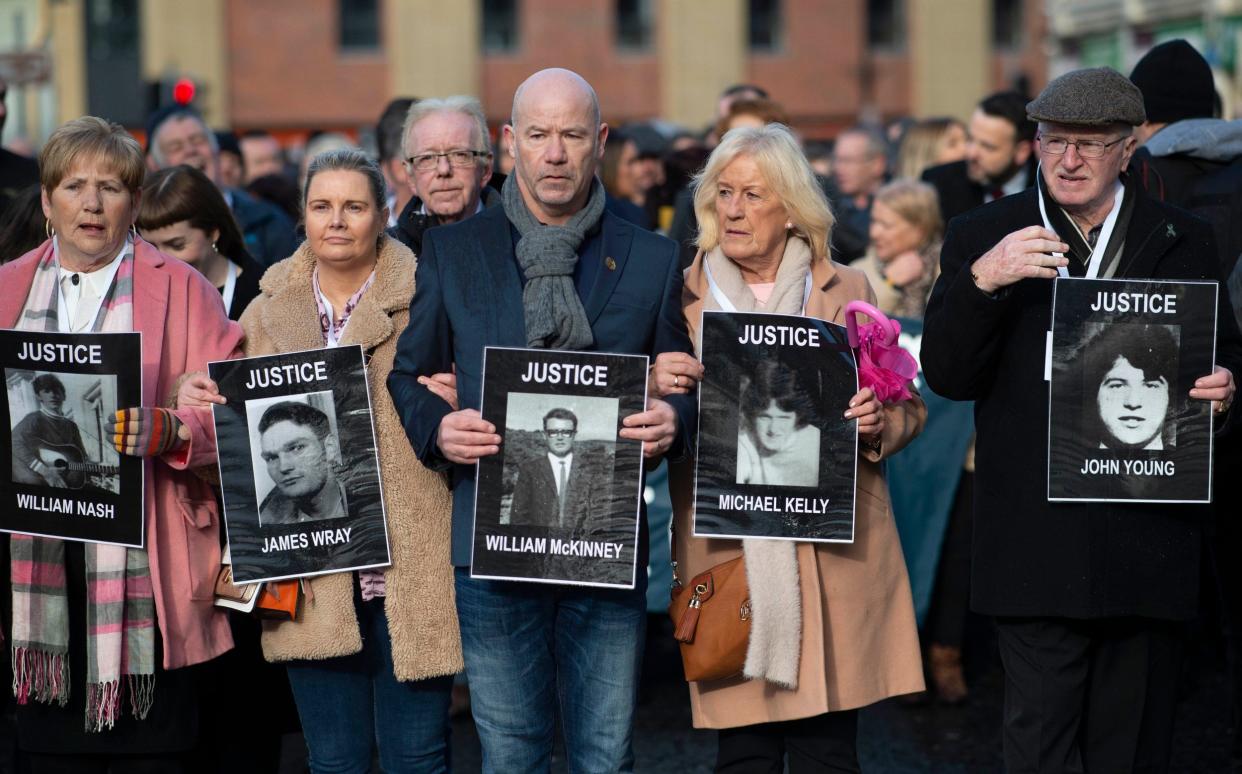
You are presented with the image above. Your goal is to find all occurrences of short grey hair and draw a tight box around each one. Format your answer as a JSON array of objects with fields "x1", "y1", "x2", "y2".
[
  {"x1": 400, "y1": 96, "x2": 490, "y2": 162},
  {"x1": 835, "y1": 126, "x2": 887, "y2": 159},
  {"x1": 148, "y1": 109, "x2": 219, "y2": 168},
  {"x1": 302, "y1": 148, "x2": 387, "y2": 214}
]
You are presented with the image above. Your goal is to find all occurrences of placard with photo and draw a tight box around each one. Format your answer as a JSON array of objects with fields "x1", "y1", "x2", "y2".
[
  {"x1": 693, "y1": 311, "x2": 858, "y2": 542},
  {"x1": 1048, "y1": 277, "x2": 1218, "y2": 503},
  {"x1": 0, "y1": 330, "x2": 143, "y2": 546},
  {"x1": 472, "y1": 347, "x2": 648, "y2": 589},
  {"x1": 210, "y1": 346, "x2": 391, "y2": 583}
]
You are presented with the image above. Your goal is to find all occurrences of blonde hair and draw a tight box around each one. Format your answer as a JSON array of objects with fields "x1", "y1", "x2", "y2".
[
  {"x1": 39, "y1": 116, "x2": 145, "y2": 193},
  {"x1": 874, "y1": 179, "x2": 943, "y2": 245},
  {"x1": 895, "y1": 117, "x2": 964, "y2": 181},
  {"x1": 693, "y1": 124, "x2": 834, "y2": 260}
]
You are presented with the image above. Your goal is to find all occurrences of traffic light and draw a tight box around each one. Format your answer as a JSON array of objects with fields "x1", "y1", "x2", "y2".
[
  {"x1": 147, "y1": 77, "x2": 202, "y2": 112},
  {"x1": 171, "y1": 78, "x2": 196, "y2": 105}
]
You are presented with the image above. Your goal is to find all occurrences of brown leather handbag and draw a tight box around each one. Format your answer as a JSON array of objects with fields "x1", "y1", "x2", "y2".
[{"x1": 668, "y1": 525, "x2": 752, "y2": 682}]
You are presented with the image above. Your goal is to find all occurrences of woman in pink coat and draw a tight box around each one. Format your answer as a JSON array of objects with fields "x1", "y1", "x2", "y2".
[{"x1": 0, "y1": 116, "x2": 240, "y2": 771}]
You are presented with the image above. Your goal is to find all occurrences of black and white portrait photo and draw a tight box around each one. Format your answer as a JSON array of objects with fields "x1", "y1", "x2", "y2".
[
  {"x1": 210, "y1": 346, "x2": 390, "y2": 583},
  {"x1": 1048, "y1": 278, "x2": 1217, "y2": 503},
  {"x1": 1080, "y1": 323, "x2": 1179, "y2": 452},
  {"x1": 472, "y1": 347, "x2": 648, "y2": 589},
  {"x1": 246, "y1": 392, "x2": 345, "y2": 527},
  {"x1": 736, "y1": 360, "x2": 822, "y2": 488},
  {"x1": 7, "y1": 370, "x2": 120, "y2": 494},
  {"x1": 694, "y1": 311, "x2": 858, "y2": 543},
  {"x1": 500, "y1": 393, "x2": 617, "y2": 530},
  {"x1": 0, "y1": 330, "x2": 143, "y2": 546}
]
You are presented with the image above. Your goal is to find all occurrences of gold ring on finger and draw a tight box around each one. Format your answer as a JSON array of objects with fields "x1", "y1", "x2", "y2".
[{"x1": 673, "y1": 374, "x2": 680, "y2": 388}]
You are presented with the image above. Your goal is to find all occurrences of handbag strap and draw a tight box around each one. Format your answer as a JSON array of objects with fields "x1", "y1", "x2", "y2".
[{"x1": 669, "y1": 512, "x2": 682, "y2": 591}]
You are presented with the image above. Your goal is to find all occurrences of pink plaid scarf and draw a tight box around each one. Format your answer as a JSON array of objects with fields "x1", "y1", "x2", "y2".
[{"x1": 11, "y1": 238, "x2": 156, "y2": 731}]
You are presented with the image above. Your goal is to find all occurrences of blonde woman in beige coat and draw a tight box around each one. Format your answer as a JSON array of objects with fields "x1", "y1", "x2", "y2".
[
  {"x1": 178, "y1": 149, "x2": 460, "y2": 773},
  {"x1": 655, "y1": 125, "x2": 925, "y2": 772}
]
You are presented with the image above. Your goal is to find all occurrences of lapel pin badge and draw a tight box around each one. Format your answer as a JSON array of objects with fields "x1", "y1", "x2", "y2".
[
  {"x1": 605, "y1": 256, "x2": 617, "y2": 271},
  {"x1": 1166, "y1": 223, "x2": 1176, "y2": 238}
]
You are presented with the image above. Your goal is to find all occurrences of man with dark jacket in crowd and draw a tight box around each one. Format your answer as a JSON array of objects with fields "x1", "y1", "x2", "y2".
[
  {"x1": 376, "y1": 97, "x2": 417, "y2": 227},
  {"x1": 1130, "y1": 39, "x2": 1242, "y2": 281},
  {"x1": 388, "y1": 68, "x2": 692, "y2": 772},
  {"x1": 922, "y1": 91, "x2": 1037, "y2": 225},
  {"x1": 829, "y1": 126, "x2": 887, "y2": 263},
  {"x1": 146, "y1": 106, "x2": 298, "y2": 266},
  {"x1": 923, "y1": 67, "x2": 1242, "y2": 773},
  {"x1": 1131, "y1": 39, "x2": 1242, "y2": 771},
  {"x1": 388, "y1": 96, "x2": 500, "y2": 256}
]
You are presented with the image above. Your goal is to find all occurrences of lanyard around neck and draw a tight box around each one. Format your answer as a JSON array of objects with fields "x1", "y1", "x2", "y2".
[
  {"x1": 220, "y1": 260, "x2": 239, "y2": 314},
  {"x1": 1037, "y1": 167, "x2": 1125, "y2": 280},
  {"x1": 703, "y1": 256, "x2": 812, "y2": 315}
]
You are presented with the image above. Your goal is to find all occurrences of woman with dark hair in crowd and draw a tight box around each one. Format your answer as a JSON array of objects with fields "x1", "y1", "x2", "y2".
[
  {"x1": 599, "y1": 129, "x2": 653, "y2": 229},
  {"x1": 714, "y1": 98, "x2": 791, "y2": 143},
  {"x1": 0, "y1": 116, "x2": 240, "y2": 771},
  {"x1": 138, "y1": 165, "x2": 264, "y2": 319},
  {"x1": 177, "y1": 148, "x2": 460, "y2": 773}
]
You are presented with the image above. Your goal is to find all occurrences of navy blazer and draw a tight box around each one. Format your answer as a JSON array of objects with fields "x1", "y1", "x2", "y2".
[{"x1": 388, "y1": 205, "x2": 697, "y2": 566}]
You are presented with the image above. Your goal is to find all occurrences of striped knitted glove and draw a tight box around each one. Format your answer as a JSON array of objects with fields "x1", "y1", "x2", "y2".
[{"x1": 108, "y1": 407, "x2": 188, "y2": 457}]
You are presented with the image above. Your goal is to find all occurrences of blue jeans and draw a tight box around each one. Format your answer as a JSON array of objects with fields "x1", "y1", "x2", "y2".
[
  {"x1": 455, "y1": 568, "x2": 647, "y2": 774},
  {"x1": 285, "y1": 597, "x2": 454, "y2": 774}
]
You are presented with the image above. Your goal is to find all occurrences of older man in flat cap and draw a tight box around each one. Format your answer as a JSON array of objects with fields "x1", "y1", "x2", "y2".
[{"x1": 923, "y1": 68, "x2": 1242, "y2": 773}]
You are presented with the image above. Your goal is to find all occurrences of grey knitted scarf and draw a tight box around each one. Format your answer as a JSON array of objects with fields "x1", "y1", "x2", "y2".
[{"x1": 502, "y1": 174, "x2": 605, "y2": 350}]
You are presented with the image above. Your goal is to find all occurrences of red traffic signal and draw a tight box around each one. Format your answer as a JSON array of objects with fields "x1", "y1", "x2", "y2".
[{"x1": 171, "y1": 78, "x2": 196, "y2": 105}]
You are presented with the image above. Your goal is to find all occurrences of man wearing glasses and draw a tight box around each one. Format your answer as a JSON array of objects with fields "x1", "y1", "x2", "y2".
[
  {"x1": 509, "y1": 408, "x2": 608, "y2": 529},
  {"x1": 390, "y1": 95, "x2": 501, "y2": 256},
  {"x1": 923, "y1": 67, "x2": 1242, "y2": 773}
]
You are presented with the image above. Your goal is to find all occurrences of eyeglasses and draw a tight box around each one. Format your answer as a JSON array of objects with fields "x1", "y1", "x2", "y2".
[
  {"x1": 544, "y1": 430, "x2": 576, "y2": 438},
  {"x1": 1038, "y1": 134, "x2": 1128, "y2": 159},
  {"x1": 405, "y1": 150, "x2": 489, "y2": 171}
]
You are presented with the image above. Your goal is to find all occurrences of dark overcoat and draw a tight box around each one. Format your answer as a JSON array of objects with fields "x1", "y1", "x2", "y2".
[
  {"x1": 387, "y1": 205, "x2": 697, "y2": 567},
  {"x1": 922, "y1": 179, "x2": 1242, "y2": 621}
]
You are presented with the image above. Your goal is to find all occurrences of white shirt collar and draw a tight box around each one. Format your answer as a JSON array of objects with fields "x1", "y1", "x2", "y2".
[
  {"x1": 56, "y1": 236, "x2": 129, "y2": 297},
  {"x1": 417, "y1": 197, "x2": 486, "y2": 219},
  {"x1": 547, "y1": 451, "x2": 573, "y2": 469},
  {"x1": 1002, "y1": 168, "x2": 1028, "y2": 197}
]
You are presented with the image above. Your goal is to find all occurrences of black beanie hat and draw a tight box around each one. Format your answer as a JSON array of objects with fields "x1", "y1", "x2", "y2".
[{"x1": 1129, "y1": 39, "x2": 1215, "y2": 124}]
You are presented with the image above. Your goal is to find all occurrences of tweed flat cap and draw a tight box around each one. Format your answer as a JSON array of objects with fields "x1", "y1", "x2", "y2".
[{"x1": 1026, "y1": 67, "x2": 1147, "y2": 126}]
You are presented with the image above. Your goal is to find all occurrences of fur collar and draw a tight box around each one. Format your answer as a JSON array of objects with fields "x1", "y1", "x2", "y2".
[{"x1": 256, "y1": 235, "x2": 414, "y2": 353}]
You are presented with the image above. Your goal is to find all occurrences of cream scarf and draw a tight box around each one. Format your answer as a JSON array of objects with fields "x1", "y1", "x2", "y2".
[{"x1": 700, "y1": 237, "x2": 812, "y2": 689}]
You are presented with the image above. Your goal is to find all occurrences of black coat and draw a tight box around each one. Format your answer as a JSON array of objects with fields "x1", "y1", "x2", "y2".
[
  {"x1": 230, "y1": 188, "x2": 299, "y2": 268},
  {"x1": 388, "y1": 185, "x2": 502, "y2": 256},
  {"x1": 1132, "y1": 145, "x2": 1242, "y2": 280},
  {"x1": 921, "y1": 158, "x2": 1037, "y2": 227},
  {"x1": 922, "y1": 181, "x2": 1242, "y2": 621},
  {"x1": 0, "y1": 147, "x2": 38, "y2": 220}
]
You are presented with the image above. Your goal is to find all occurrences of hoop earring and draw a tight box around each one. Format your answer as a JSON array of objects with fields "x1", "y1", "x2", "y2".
[
  {"x1": 129, "y1": 224, "x2": 139, "y2": 238},
  {"x1": 45, "y1": 221, "x2": 54, "y2": 240}
]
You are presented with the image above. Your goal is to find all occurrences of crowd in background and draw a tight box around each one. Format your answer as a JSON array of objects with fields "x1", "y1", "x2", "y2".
[{"x1": 0, "y1": 33, "x2": 1240, "y2": 774}]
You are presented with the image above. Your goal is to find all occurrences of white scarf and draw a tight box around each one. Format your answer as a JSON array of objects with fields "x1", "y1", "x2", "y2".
[{"x1": 699, "y1": 237, "x2": 811, "y2": 689}]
